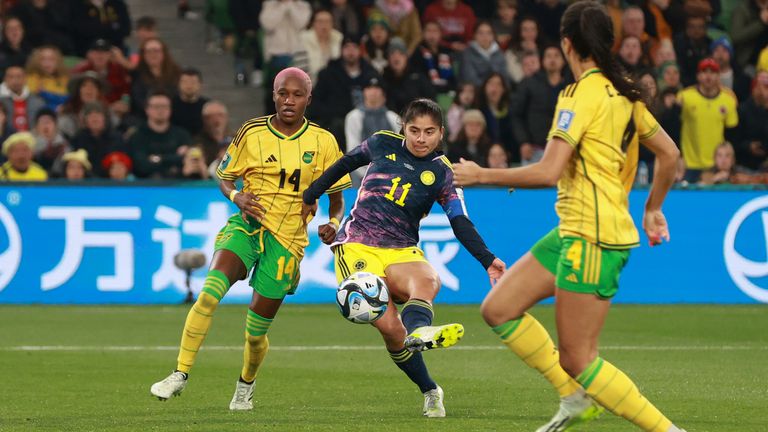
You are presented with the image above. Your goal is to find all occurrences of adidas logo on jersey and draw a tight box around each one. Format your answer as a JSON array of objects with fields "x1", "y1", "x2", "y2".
[
  {"x1": 566, "y1": 273, "x2": 579, "y2": 283},
  {"x1": 386, "y1": 154, "x2": 396, "y2": 161},
  {"x1": 265, "y1": 154, "x2": 277, "y2": 163}
]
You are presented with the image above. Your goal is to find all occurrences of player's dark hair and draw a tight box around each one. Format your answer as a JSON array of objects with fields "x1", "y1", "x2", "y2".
[
  {"x1": 401, "y1": 98, "x2": 444, "y2": 129},
  {"x1": 561, "y1": 1, "x2": 642, "y2": 103}
]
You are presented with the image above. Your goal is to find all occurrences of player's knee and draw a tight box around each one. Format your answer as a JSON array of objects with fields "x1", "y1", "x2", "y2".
[
  {"x1": 480, "y1": 296, "x2": 517, "y2": 326},
  {"x1": 196, "y1": 292, "x2": 220, "y2": 313},
  {"x1": 558, "y1": 347, "x2": 594, "y2": 378}
]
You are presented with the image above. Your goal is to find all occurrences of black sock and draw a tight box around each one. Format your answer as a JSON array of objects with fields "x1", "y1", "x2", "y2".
[
  {"x1": 400, "y1": 299, "x2": 434, "y2": 334},
  {"x1": 389, "y1": 348, "x2": 437, "y2": 393}
]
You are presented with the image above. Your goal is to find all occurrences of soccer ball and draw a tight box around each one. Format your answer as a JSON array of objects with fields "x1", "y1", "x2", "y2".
[{"x1": 336, "y1": 272, "x2": 389, "y2": 324}]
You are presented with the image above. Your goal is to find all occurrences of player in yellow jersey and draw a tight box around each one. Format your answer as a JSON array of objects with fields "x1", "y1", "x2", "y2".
[
  {"x1": 150, "y1": 68, "x2": 352, "y2": 409},
  {"x1": 454, "y1": 2, "x2": 687, "y2": 432}
]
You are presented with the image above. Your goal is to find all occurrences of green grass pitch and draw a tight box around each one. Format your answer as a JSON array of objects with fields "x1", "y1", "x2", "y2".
[{"x1": 1, "y1": 304, "x2": 766, "y2": 431}]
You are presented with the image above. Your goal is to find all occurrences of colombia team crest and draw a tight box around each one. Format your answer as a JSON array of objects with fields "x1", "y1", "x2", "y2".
[
  {"x1": 303, "y1": 151, "x2": 315, "y2": 164},
  {"x1": 420, "y1": 170, "x2": 435, "y2": 186}
]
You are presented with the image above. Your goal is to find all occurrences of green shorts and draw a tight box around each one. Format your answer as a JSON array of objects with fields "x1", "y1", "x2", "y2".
[
  {"x1": 214, "y1": 214, "x2": 300, "y2": 300},
  {"x1": 531, "y1": 228, "x2": 630, "y2": 299}
]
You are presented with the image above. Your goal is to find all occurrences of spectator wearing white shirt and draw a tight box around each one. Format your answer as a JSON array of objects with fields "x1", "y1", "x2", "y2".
[{"x1": 299, "y1": 9, "x2": 343, "y2": 82}]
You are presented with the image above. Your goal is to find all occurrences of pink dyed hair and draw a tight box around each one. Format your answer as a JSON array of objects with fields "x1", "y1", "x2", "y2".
[{"x1": 273, "y1": 67, "x2": 312, "y2": 94}]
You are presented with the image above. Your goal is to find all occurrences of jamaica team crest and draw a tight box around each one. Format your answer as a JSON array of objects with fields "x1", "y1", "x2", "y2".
[
  {"x1": 420, "y1": 170, "x2": 435, "y2": 186},
  {"x1": 303, "y1": 151, "x2": 315, "y2": 164}
]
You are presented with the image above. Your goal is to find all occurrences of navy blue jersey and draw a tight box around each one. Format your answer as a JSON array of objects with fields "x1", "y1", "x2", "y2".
[{"x1": 333, "y1": 131, "x2": 468, "y2": 248}]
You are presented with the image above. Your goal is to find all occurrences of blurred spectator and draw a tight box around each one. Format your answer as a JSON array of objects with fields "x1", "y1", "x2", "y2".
[
  {"x1": 730, "y1": 0, "x2": 768, "y2": 69},
  {"x1": 657, "y1": 60, "x2": 681, "y2": 91},
  {"x1": 70, "y1": 0, "x2": 131, "y2": 57},
  {"x1": 674, "y1": 15, "x2": 711, "y2": 87},
  {"x1": 653, "y1": 39, "x2": 676, "y2": 67},
  {"x1": 520, "y1": 50, "x2": 540, "y2": 78},
  {"x1": 61, "y1": 148, "x2": 91, "y2": 180},
  {"x1": 129, "y1": 91, "x2": 192, "y2": 178},
  {"x1": 0, "y1": 104, "x2": 15, "y2": 158},
  {"x1": 467, "y1": 0, "x2": 496, "y2": 20},
  {"x1": 204, "y1": 0, "x2": 235, "y2": 55},
  {"x1": 10, "y1": 0, "x2": 72, "y2": 54},
  {"x1": 323, "y1": 0, "x2": 365, "y2": 41},
  {"x1": 505, "y1": 16, "x2": 540, "y2": 84},
  {"x1": 180, "y1": 146, "x2": 209, "y2": 180},
  {"x1": 511, "y1": 45, "x2": 565, "y2": 165},
  {"x1": 0, "y1": 64, "x2": 44, "y2": 132},
  {"x1": 381, "y1": 37, "x2": 435, "y2": 114},
  {"x1": 657, "y1": 86, "x2": 682, "y2": 145},
  {"x1": 678, "y1": 58, "x2": 738, "y2": 182},
  {"x1": 446, "y1": 82, "x2": 476, "y2": 142},
  {"x1": 310, "y1": 36, "x2": 379, "y2": 150},
  {"x1": 491, "y1": 0, "x2": 517, "y2": 50},
  {"x1": 479, "y1": 72, "x2": 516, "y2": 161},
  {"x1": 638, "y1": 71, "x2": 661, "y2": 180},
  {"x1": 102, "y1": 150, "x2": 133, "y2": 180},
  {"x1": 486, "y1": 142, "x2": 509, "y2": 168},
  {"x1": 617, "y1": 6, "x2": 656, "y2": 65},
  {"x1": 194, "y1": 100, "x2": 231, "y2": 166},
  {"x1": 259, "y1": 0, "x2": 311, "y2": 110},
  {"x1": 71, "y1": 102, "x2": 124, "y2": 177},
  {"x1": 0, "y1": 17, "x2": 31, "y2": 72},
  {"x1": 361, "y1": 12, "x2": 392, "y2": 74},
  {"x1": 25, "y1": 45, "x2": 68, "y2": 110},
  {"x1": 736, "y1": 71, "x2": 768, "y2": 171},
  {"x1": 123, "y1": 16, "x2": 157, "y2": 70},
  {"x1": 409, "y1": 20, "x2": 456, "y2": 95},
  {"x1": 130, "y1": 38, "x2": 181, "y2": 117},
  {"x1": 229, "y1": 0, "x2": 262, "y2": 86},
  {"x1": 530, "y1": 0, "x2": 566, "y2": 43},
  {"x1": 300, "y1": 9, "x2": 343, "y2": 82},
  {"x1": 32, "y1": 108, "x2": 67, "y2": 171},
  {"x1": 461, "y1": 21, "x2": 510, "y2": 87},
  {"x1": 710, "y1": 36, "x2": 749, "y2": 103},
  {"x1": 171, "y1": 68, "x2": 209, "y2": 137},
  {"x1": 371, "y1": 0, "x2": 422, "y2": 54},
  {"x1": 72, "y1": 39, "x2": 132, "y2": 108},
  {"x1": 617, "y1": 36, "x2": 649, "y2": 77},
  {"x1": 0, "y1": 131, "x2": 47, "y2": 180},
  {"x1": 446, "y1": 109, "x2": 491, "y2": 164},
  {"x1": 58, "y1": 72, "x2": 114, "y2": 138},
  {"x1": 422, "y1": 0, "x2": 477, "y2": 51},
  {"x1": 605, "y1": 0, "x2": 623, "y2": 44},
  {"x1": 345, "y1": 78, "x2": 399, "y2": 153},
  {"x1": 697, "y1": 142, "x2": 744, "y2": 184}
]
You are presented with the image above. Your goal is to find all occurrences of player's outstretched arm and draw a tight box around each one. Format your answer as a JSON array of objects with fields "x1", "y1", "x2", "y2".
[
  {"x1": 452, "y1": 138, "x2": 574, "y2": 188},
  {"x1": 640, "y1": 127, "x2": 680, "y2": 245},
  {"x1": 302, "y1": 151, "x2": 369, "y2": 205}
]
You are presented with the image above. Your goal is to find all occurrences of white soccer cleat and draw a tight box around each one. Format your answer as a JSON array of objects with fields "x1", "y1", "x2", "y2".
[
  {"x1": 150, "y1": 371, "x2": 187, "y2": 400},
  {"x1": 405, "y1": 323, "x2": 464, "y2": 352},
  {"x1": 423, "y1": 385, "x2": 446, "y2": 418},
  {"x1": 535, "y1": 390, "x2": 604, "y2": 432},
  {"x1": 229, "y1": 380, "x2": 255, "y2": 411}
]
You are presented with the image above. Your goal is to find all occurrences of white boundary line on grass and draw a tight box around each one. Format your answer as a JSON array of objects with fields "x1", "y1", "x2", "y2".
[{"x1": 2, "y1": 345, "x2": 766, "y2": 352}]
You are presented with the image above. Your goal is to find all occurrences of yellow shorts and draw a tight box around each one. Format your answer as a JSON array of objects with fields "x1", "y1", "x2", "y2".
[{"x1": 332, "y1": 242, "x2": 428, "y2": 283}]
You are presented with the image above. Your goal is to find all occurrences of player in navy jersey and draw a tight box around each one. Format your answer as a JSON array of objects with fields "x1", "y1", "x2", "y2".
[{"x1": 302, "y1": 99, "x2": 506, "y2": 417}]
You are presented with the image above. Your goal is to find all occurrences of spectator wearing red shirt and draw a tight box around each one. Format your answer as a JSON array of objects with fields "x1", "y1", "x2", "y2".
[
  {"x1": 72, "y1": 39, "x2": 131, "y2": 110},
  {"x1": 0, "y1": 64, "x2": 45, "y2": 132},
  {"x1": 422, "y1": 0, "x2": 476, "y2": 51}
]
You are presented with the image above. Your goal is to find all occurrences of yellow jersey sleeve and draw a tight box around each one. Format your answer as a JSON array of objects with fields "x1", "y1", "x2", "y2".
[
  {"x1": 725, "y1": 92, "x2": 738, "y2": 128},
  {"x1": 324, "y1": 144, "x2": 353, "y2": 194},
  {"x1": 547, "y1": 87, "x2": 599, "y2": 148},
  {"x1": 216, "y1": 124, "x2": 250, "y2": 181},
  {"x1": 635, "y1": 102, "x2": 661, "y2": 141}
]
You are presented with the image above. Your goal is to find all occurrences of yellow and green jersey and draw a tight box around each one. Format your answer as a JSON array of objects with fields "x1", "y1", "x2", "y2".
[
  {"x1": 547, "y1": 68, "x2": 660, "y2": 249},
  {"x1": 217, "y1": 115, "x2": 352, "y2": 258},
  {"x1": 677, "y1": 86, "x2": 738, "y2": 170}
]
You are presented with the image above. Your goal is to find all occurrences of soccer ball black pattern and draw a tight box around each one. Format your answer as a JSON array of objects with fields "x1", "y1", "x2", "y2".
[{"x1": 336, "y1": 272, "x2": 389, "y2": 324}]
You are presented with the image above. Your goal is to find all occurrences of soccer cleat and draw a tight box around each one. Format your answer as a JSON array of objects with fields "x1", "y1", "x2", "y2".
[
  {"x1": 422, "y1": 385, "x2": 445, "y2": 418},
  {"x1": 150, "y1": 371, "x2": 187, "y2": 400},
  {"x1": 404, "y1": 323, "x2": 464, "y2": 352},
  {"x1": 535, "y1": 390, "x2": 604, "y2": 432},
  {"x1": 229, "y1": 379, "x2": 255, "y2": 411}
]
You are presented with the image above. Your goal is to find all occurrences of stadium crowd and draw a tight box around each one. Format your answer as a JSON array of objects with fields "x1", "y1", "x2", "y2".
[{"x1": 0, "y1": 0, "x2": 767, "y2": 186}]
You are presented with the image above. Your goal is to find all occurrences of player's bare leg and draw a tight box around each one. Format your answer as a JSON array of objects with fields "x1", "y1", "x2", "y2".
[
  {"x1": 483, "y1": 253, "x2": 602, "y2": 432},
  {"x1": 373, "y1": 295, "x2": 444, "y2": 417},
  {"x1": 230, "y1": 293, "x2": 283, "y2": 411},
  {"x1": 151, "y1": 250, "x2": 246, "y2": 401},
  {"x1": 385, "y1": 262, "x2": 462, "y2": 352}
]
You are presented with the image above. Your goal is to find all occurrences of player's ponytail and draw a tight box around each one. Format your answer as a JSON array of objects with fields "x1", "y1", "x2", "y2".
[
  {"x1": 561, "y1": 1, "x2": 643, "y2": 103},
  {"x1": 401, "y1": 98, "x2": 444, "y2": 129}
]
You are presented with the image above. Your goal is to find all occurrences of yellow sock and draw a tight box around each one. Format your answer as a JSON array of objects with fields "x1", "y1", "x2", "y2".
[
  {"x1": 240, "y1": 310, "x2": 273, "y2": 382},
  {"x1": 577, "y1": 357, "x2": 672, "y2": 432},
  {"x1": 175, "y1": 270, "x2": 230, "y2": 373},
  {"x1": 492, "y1": 313, "x2": 582, "y2": 398}
]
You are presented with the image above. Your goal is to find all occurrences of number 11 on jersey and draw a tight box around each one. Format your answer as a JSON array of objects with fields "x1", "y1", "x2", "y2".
[{"x1": 384, "y1": 177, "x2": 411, "y2": 206}]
